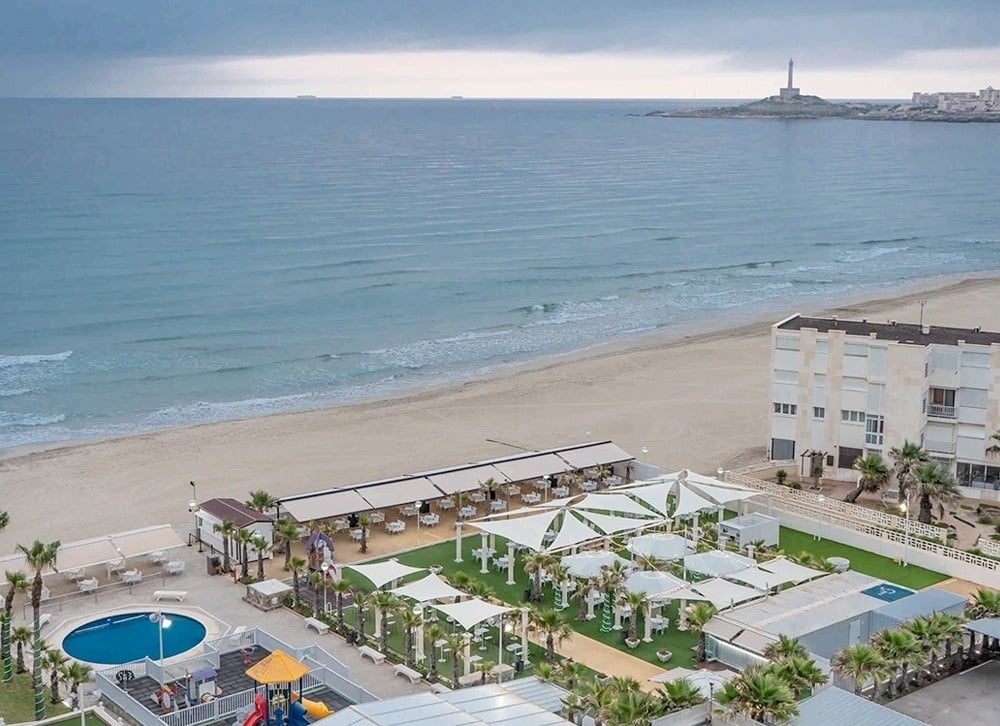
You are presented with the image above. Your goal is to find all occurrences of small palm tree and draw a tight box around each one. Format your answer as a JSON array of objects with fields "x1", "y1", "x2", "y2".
[
  {"x1": 606, "y1": 688, "x2": 655, "y2": 725},
  {"x1": 371, "y1": 591, "x2": 401, "y2": 655},
  {"x1": 716, "y1": 665, "x2": 799, "y2": 723},
  {"x1": 912, "y1": 464, "x2": 960, "y2": 524},
  {"x1": 578, "y1": 678, "x2": 615, "y2": 726},
  {"x1": 425, "y1": 624, "x2": 446, "y2": 681},
  {"x1": 354, "y1": 590, "x2": 371, "y2": 645},
  {"x1": 634, "y1": 554, "x2": 663, "y2": 572},
  {"x1": 330, "y1": 579, "x2": 352, "y2": 630},
  {"x1": 889, "y1": 440, "x2": 930, "y2": 503},
  {"x1": 929, "y1": 612, "x2": 965, "y2": 672},
  {"x1": 686, "y1": 602, "x2": 717, "y2": 662},
  {"x1": 524, "y1": 552, "x2": 555, "y2": 602},
  {"x1": 465, "y1": 579, "x2": 495, "y2": 601},
  {"x1": 570, "y1": 577, "x2": 598, "y2": 621},
  {"x1": 16, "y1": 539, "x2": 60, "y2": 721},
  {"x1": 473, "y1": 658, "x2": 494, "y2": 685},
  {"x1": 358, "y1": 513, "x2": 372, "y2": 554},
  {"x1": 43, "y1": 649, "x2": 68, "y2": 704},
  {"x1": 213, "y1": 519, "x2": 237, "y2": 573},
  {"x1": 398, "y1": 608, "x2": 423, "y2": 668},
  {"x1": 763, "y1": 634, "x2": 808, "y2": 662},
  {"x1": 833, "y1": 643, "x2": 886, "y2": 696},
  {"x1": 308, "y1": 571, "x2": 325, "y2": 616},
  {"x1": 274, "y1": 519, "x2": 299, "y2": 570},
  {"x1": 528, "y1": 607, "x2": 572, "y2": 662},
  {"x1": 444, "y1": 632, "x2": 466, "y2": 687},
  {"x1": 904, "y1": 615, "x2": 942, "y2": 679},
  {"x1": 873, "y1": 628, "x2": 922, "y2": 698},
  {"x1": 3, "y1": 570, "x2": 29, "y2": 682},
  {"x1": 659, "y1": 678, "x2": 704, "y2": 712},
  {"x1": 251, "y1": 534, "x2": 270, "y2": 580},
  {"x1": 61, "y1": 661, "x2": 92, "y2": 709},
  {"x1": 967, "y1": 587, "x2": 1000, "y2": 618},
  {"x1": 847, "y1": 453, "x2": 889, "y2": 503},
  {"x1": 289, "y1": 556, "x2": 306, "y2": 605},
  {"x1": 245, "y1": 490, "x2": 277, "y2": 512},
  {"x1": 553, "y1": 660, "x2": 587, "y2": 691},
  {"x1": 235, "y1": 528, "x2": 254, "y2": 580},
  {"x1": 773, "y1": 655, "x2": 828, "y2": 695},
  {"x1": 11, "y1": 626, "x2": 31, "y2": 673},
  {"x1": 622, "y1": 591, "x2": 647, "y2": 644}
]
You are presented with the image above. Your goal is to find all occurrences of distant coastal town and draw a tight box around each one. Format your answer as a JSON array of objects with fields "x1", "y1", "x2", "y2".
[{"x1": 649, "y1": 59, "x2": 1000, "y2": 122}]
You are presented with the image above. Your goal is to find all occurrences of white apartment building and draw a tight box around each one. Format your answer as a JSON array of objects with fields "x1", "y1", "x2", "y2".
[{"x1": 768, "y1": 315, "x2": 1000, "y2": 497}]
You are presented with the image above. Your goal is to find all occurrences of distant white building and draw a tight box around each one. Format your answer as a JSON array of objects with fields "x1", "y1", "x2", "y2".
[
  {"x1": 768, "y1": 315, "x2": 1000, "y2": 498},
  {"x1": 910, "y1": 86, "x2": 999, "y2": 112}
]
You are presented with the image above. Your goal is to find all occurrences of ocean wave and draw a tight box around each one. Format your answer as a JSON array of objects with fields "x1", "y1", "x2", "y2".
[
  {"x1": 512, "y1": 302, "x2": 562, "y2": 314},
  {"x1": 0, "y1": 351, "x2": 73, "y2": 368},
  {"x1": 837, "y1": 246, "x2": 909, "y2": 263},
  {"x1": 0, "y1": 388, "x2": 31, "y2": 397},
  {"x1": 0, "y1": 411, "x2": 66, "y2": 428},
  {"x1": 653, "y1": 235, "x2": 679, "y2": 242},
  {"x1": 672, "y1": 259, "x2": 792, "y2": 275},
  {"x1": 859, "y1": 236, "x2": 919, "y2": 245}
]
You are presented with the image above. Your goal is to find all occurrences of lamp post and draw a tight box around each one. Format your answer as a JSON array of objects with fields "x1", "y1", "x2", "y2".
[
  {"x1": 815, "y1": 495, "x2": 825, "y2": 541},
  {"x1": 708, "y1": 681, "x2": 714, "y2": 724},
  {"x1": 149, "y1": 611, "x2": 172, "y2": 685},
  {"x1": 415, "y1": 500, "x2": 423, "y2": 544},
  {"x1": 189, "y1": 481, "x2": 201, "y2": 552},
  {"x1": 901, "y1": 495, "x2": 912, "y2": 567}
]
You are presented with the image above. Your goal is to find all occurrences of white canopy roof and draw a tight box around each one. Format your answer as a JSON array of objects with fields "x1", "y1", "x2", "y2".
[
  {"x1": 560, "y1": 550, "x2": 631, "y2": 579},
  {"x1": 624, "y1": 570, "x2": 687, "y2": 597},
  {"x1": 684, "y1": 550, "x2": 756, "y2": 578},
  {"x1": 613, "y1": 481, "x2": 674, "y2": 516},
  {"x1": 688, "y1": 577, "x2": 763, "y2": 610},
  {"x1": 546, "y1": 512, "x2": 605, "y2": 552},
  {"x1": 626, "y1": 533, "x2": 693, "y2": 561},
  {"x1": 557, "y1": 441, "x2": 633, "y2": 470},
  {"x1": 424, "y1": 465, "x2": 510, "y2": 495},
  {"x1": 683, "y1": 481, "x2": 759, "y2": 506},
  {"x1": 572, "y1": 493, "x2": 658, "y2": 518},
  {"x1": 726, "y1": 567, "x2": 789, "y2": 591},
  {"x1": 345, "y1": 559, "x2": 426, "y2": 589},
  {"x1": 281, "y1": 488, "x2": 373, "y2": 522},
  {"x1": 249, "y1": 579, "x2": 293, "y2": 597},
  {"x1": 574, "y1": 510, "x2": 654, "y2": 536},
  {"x1": 431, "y1": 598, "x2": 514, "y2": 630},
  {"x1": 390, "y1": 574, "x2": 465, "y2": 603},
  {"x1": 469, "y1": 510, "x2": 560, "y2": 552},
  {"x1": 757, "y1": 557, "x2": 826, "y2": 584},
  {"x1": 672, "y1": 485, "x2": 719, "y2": 518},
  {"x1": 491, "y1": 453, "x2": 570, "y2": 483}
]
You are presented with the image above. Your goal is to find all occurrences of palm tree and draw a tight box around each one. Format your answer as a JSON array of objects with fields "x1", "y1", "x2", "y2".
[
  {"x1": 250, "y1": 535, "x2": 270, "y2": 580},
  {"x1": 524, "y1": 552, "x2": 555, "y2": 602},
  {"x1": 213, "y1": 519, "x2": 237, "y2": 573},
  {"x1": 399, "y1": 608, "x2": 423, "y2": 668},
  {"x1": 17, "y1": 540, "x2": 60, "y2": 720},
  {"x1": 274, "y1": 519, "x2": 299, "y2": 570},
  {"x1": 245, "y1": 490, "x2": 277, "y2": 512},
  {"x1": 553, "y1": 660, "x2": 587, "y2": 691},
  {"x1": 904, "y1": 615, "x2": 942, "y2": 680},
  {"x1": 577, "y1": 678, "x2": 615, "y2": 726},
  {"x1": 528, "y1": 607, "x2": 572, "y2": 662},
  {"x1": 633, "y1": 554, "x2": 663, "y2": 572},
  {"x1": 357, "y1": 514, "x2": 371, "y2": 554},
  {"x1": 772, "y1": 655, "x2": 827, "y2": 695},
  {"x1": 43, "y1": 649, "x2": 68, "y2": 704},
  {"x1": 686, "y1": 602, "x2": 717, "y2": 662},
  {"x1": 11, "y1": 626, "x2": 31, "y2": 673},
  {"x1": 833, "y1": 643, "x2": 886, "y2": 696},
  {"x1": 659, "y1": 678, "x2": 704, "y2": 712},
  {"x1": 967, "y1": 587, "x2": 1000, "y2": 618},
  {"x1": 289, "y1": 556, "x2": 306, "y2": 605},
  {"x1": 425, "y1": 623, "x2": 445, "y2": 682},
  {"x1": 930, "y1": 612, "x2": 965, "y2": 673},
  {"x1": 873, "y1": 628, "x2": 922, "y2": 698},
  {"x1": 61, "y1": 661, "x2": 92, "y2": 709},
  {"x1": 912, "y1": 464, "x2": 960, "y2": 524},
  {"x1": 330, "y1": 579, "x2": 352, "y2": 630},
  {"x1": 847, "y1": 454, "x2": 890, "y2": 503},
  {"x1": 465, "y1": 579, "x2": 495, "y2": 601},
  {"x1": 235, "y1": 528, "x2": 254, "y2": 580},
  {"x1": 473, "y1": 658, "x2": 494, "y2": 685},
  {"x1": 889, "y1": 440, "x2": 930, "y2": 503},
  {"x1": 443, "y1": 631, "x2": 465, "y2": 687},
  {"x1": 371, "y1": 591, "x2": 401, "y2": 655},
  {"x1": 605, "y1": 688, "x2": 655, "y2": 725},
  {"x1": 622, "y1": 591, "x2": 647, "y2": 644},
  {"x1": 716, "y1": 666, "x2": 799, "y2": 724},
  {"x1": 570, "y1": 577, "x2": 597, "y2": 621},
  {"x1": 3, "y1": 570, "x2": 29, "y2": 682},
  {"x1": 354, "y1": 590, "x2": 370, "y2": 645},
  {"x1": 763, "y1": 634, "x2": 808, "y2": 662},
  {"x1": 308, "y1": 571, "x2": 325, "y2": 617}
]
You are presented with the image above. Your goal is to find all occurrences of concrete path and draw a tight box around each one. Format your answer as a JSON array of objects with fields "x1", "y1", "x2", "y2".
[{"x1": 534, "y1": 630, "x2": 667, "y2": 692}]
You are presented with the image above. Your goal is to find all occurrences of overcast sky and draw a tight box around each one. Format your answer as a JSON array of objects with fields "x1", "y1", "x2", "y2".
[{"x1": 2, "y1": 1, "x2": 998, "y2": 98}]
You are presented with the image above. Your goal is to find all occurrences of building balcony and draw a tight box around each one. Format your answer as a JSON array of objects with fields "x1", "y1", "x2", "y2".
[
  {"x1": 923, "y1": 439, "x2": 955, "y2": 455},
  {"x1": 926, "y1": 404, "x2": 956, "y2": 419}
]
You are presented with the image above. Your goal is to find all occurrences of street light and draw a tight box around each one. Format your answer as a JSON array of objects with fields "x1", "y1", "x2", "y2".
[
  {"x1": 708, "y1": 682, "x2": 714, "y2": 724},
  {"x1": 815, "y1": 495, "x2": 825, "y2": 541},
  {"x1": 415, "y1": 500, "x2": 423, "y2": 544},
  {"x1": 901, "y1": 497, "x2": 912, "y2": 567},
  {"x1": 188, "y1": 481, "x2": 201, "y2": 552},
  {"x1": 148, "y1": 612, "x2": 172, "y2": 685}
]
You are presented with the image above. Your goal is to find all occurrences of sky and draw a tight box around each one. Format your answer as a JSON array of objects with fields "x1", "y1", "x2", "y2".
[{"x1": 2, "y1": 1, "x2": 998, "y2": 98}]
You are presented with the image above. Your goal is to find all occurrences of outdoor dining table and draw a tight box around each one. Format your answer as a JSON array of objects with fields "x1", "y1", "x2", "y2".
[
  {"x1": 400, "y1": 505, "x2": 418, "y2": 517},
  {"x1": 386, "y1": 521, "x2": 405, "y2": 535},
  {"x1": 606, "y1": 475, "x2": 622, "y2": 486},
  {"x1": 469, "y1": 491, "x2": 486, "y2": 503},
  {"x1": 521, "y1": 492, "x2": 541, "y2": 505},
  {"x1": 579, "y1": 480, "x2": 599, "y2": 492},
  {"x1": 349, "y1": 528, "x2": 370, "y2": 542},
  {"x1": 552, "y1": 486, "x2": 570, "y2": 498},
  {"x1": 420, "y1": 513, "x2": 440, "y2": 527},
  {"x1": 458, "y1": 505, "x2": 477, "y2": 519},
  {"x1": 489, "y1": 500, "x2": 507, "y2": 512},
  {"x1": 368, "y1": 511, "x2": 385, "y2": 524},
  {"x1": 437, "y1": 497, "x2": 455, "y2": 510}
]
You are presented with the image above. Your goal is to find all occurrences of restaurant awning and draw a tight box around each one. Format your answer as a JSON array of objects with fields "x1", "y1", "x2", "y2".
[
  {"x1": 491, "y1": 453, "x2": 572, "y2": 483},
  {"x1": 359, "y1": 477, "x2": 442, "y2": 510},
  {"x1": 424, "y1": 465, "x2": 510, "y2": 495},
  {"x1": 112, "y1": 525, "x2": 186, "y2": 559},
  {"x1": 556, "y1": 442, "x2": 633, "y2": 470},
  {"x1": 281, "y1": 488, "x2": 374, "y2": 522}
]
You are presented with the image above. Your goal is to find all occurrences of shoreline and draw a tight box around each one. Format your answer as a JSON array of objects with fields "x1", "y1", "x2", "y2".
[
  {"x1": 3, "y1": 270, "x2": 1000, "y2": 548},
  {"x1": 4, "y1": 267, "x2": 998, "y2": 464}
]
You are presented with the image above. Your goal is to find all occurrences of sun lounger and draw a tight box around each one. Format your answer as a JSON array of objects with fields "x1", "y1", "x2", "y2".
[
  {"x1": 153, "y1": 590, "x2": 187, "y2": 602},
  {"x1": 393, "y1": 664, "x2": 422, "y2": 684},
  {"x1": 39, "y1": 613, "x2": 52, "y2": 629},
  {"x1": 357, "y1": 645, "x2": 386, "y2": 664},
  {"x1": 304, "y1": 617, "x2": 329, "y2": 635}
]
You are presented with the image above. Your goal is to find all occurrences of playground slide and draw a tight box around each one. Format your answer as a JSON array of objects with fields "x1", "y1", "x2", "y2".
[
  {"x1": 286, "y1": 700, "x2": 310, "y2": 726},
  {"x1": 291, "y1": 692, "x2": 332, "y2": 719},
  {"x1": 241, "y1": 694, "x2": 268, "y2": 726}
]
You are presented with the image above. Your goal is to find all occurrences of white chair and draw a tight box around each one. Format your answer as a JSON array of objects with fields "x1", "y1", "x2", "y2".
[
  {"x1": 368, "y1": 511, "x2": 385, "y2": 524},
  {"x1": 438, "y1": 497, "x2": 455, "y2": 510},
  {"x1": 78, "y1": 578, "x2": 98, "y2": 593},
  {"x1": 166, "y1": 560, "x2": 186, "y2": 575}
]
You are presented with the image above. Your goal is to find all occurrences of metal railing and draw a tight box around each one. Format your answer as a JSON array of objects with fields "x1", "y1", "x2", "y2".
[
  {"x1": 160, "y1": 687, "x2": 255, "y2": 726},
  {"x1": 927, "y1": 404, "x2": 956, "y2": 418},
  {"x1": 95, "y1": 671, "x2": 163, "y2": 726}
]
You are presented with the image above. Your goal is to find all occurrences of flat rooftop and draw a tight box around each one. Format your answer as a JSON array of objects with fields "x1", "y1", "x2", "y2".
[
  {"x1": 776, "y1": 315, "x2": 1000, "y2": 347},
  {"x1": 709, "y1": 571, "x2": 884, "y2": 639},
  {"x1": 889, "y1": 660, "x2": 1000, "y2": 726}
]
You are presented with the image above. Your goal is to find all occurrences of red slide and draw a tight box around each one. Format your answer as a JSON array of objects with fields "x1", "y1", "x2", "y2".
[{"x1": 242, "y1": 694, "x2": 268, "y2": 726}]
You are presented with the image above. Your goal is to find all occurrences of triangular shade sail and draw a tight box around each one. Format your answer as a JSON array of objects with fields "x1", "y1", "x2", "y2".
[
  {"x1": 757, "y1": 557, "x2": 826, "y2": 584},
  {"x1": 673, "y1": 469, "x2": 728, "y2": 487},
  {"x1": 683, "y1": 550, "x2": 756, "y2": 578},
  {"x1": 390, "y1": 573, "x2": 465, "y2": 603},
  {"x1": 613, "y1": 481, "x2": 674, "y2": 516},
  {"x1": 431, "y1": 598, "x2": 513, "y2": 630},
  {"x1": 560, "y1": 550, "x2": 631, "y2": 579},
  {"x1": 469, "y1": 510, "x2": 560, "y2": 552},
  {"x1": 672, "y1": 485, "x2": 718, "y2": 518},
  {"x1": 573, "y1": 493, "x2": 659, "y2": 518},
  {"x1": 626, "y1": 533, "x2": 693, "y2": 561},
  {"x1": 546, "y1": 512, "x2": 604, "y2": 552},
  {"x1": 533, "y1": 496, "x2": 584, "y2": 509},
  {"x1": 574, "y1": 509, "x2": 654, "y2": 536},
  {"x1": 624, "y1": 570, "x2": 687, "y2": 596},
  {"x1": 687, "y1": 578, "x2": 763, "y2": 610},
  {"x1": 725, "y1": 567, "x2": 788, "y2": 591},
  {"x1": 245, "y1": 649, "x2": 310, "y2": 684},
  {"x1": 345, "y1": 559, "x2": 426, "y2": 589},
  {"x1": 684, "y1": 481, "x2": 759, "y2": 506}
]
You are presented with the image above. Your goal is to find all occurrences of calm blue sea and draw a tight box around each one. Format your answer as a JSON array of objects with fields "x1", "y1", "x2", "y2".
[{"x1": 2, "y1": 99, "x2": 999, "y2": 451}]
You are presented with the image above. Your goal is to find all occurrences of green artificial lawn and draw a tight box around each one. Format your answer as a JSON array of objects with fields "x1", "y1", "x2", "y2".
[
  {"x1": 777, "y1": 527, "x2": 948, "y2": 590},
  {"x1": 41, "y1": 714, "x2": 107, "y2": 726},
  {"x1": 0, "y1": 672, "x2": 69, "y2": 723}
]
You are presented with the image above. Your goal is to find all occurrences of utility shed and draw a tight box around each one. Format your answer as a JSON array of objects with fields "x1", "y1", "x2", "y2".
[
  {"x1": 718, "y1": 512, "x2": 779, "y2": 548},
  {"x1": 869, "y1": 588, "x2": 968, "y2": 634},
  {"x1": 789, "y1": 686, "x2": 930, "y2": 726}
]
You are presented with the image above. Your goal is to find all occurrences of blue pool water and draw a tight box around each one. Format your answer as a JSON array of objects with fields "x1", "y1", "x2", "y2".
[
  {"x1": 61, "y1": 612, "x2": 207, "y2": 664},
  {"x1": 862, "y1": 584, "x2": 915, "y2": 603}
]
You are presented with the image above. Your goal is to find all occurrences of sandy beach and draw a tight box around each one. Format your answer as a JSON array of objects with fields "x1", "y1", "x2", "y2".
[{"x1": 3, "y1": 273, "x2": 1000, "y2": 550}]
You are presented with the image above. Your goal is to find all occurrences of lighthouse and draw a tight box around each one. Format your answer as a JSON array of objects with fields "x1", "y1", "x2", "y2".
[{"x1": 779, "y1": 58, "x2": 800, "y2": 100}]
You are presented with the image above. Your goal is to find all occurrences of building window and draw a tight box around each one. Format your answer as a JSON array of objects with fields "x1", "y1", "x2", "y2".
[
  {"x1": 956, "y1": 462, "x2": 1000, "y2": 490},
  {"x1": 775, "y1": 337, "x2": 800, "y2": 351},
  {"x1": 773, "y1": 369, "x2": 798, "y2": 384},
  {"x1": 928, "y1": 388, "x2": 956, "y2": 418},
  {"x1": 841, "y1": 409, "x2": 865, "y2": 424},
  {"x1": 773, "y1": 402, "x2": 797, "y2": 415},
  {"x1": 844, "y1": 343, "x2": 868, "y2": 357},
  {"x1": 865, "y1": 415, "x2": 885, "y2": 446},
  {"x1": 843, "y1": 377, "x2": 867, "y2": 392},
  {"x1": 813, "y1": 407, "x2": 825, "y2": 419},
  {"x1": 813, "y1": 373, "x2": 827, "y2": 388},
  {"x1": 815, "y1": 340, "x2": 828, "y2": 354},
  {"x1": 771, "y1": 438, "x2": 795, "y2": 460},
  {"x1": 838, "y1": 447, "x2": 863, "y2": 470}
]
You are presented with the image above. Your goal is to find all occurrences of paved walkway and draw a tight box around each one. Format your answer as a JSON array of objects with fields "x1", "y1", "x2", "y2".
[
  {"x1": 929, "y1": 577, "x2": 985, "y2": 597},
  {"x1": 531, "y1": 630, "x2": 667, "y2": 692}
]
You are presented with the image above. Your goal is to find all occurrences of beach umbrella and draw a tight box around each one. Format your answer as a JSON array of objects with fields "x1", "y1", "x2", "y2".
[
  {"x1": 560, "y1": 550, "x2": 631, "y2": 579},
  {"x1": 624, "y1": 569, "x2": 687, "y2": 597},
  {"x1": 683, "y1": 550, "x2": 755, "y2": 578},
  {"x1": 626, "y1": 533, "x2": 693, "y2": 561}
]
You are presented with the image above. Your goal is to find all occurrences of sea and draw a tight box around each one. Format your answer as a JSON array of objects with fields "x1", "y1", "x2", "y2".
[{"x1": 2, "y1": 98, "x2": 999, "y2": 452}]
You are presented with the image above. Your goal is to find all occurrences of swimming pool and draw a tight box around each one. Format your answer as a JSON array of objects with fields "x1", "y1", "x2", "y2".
[{"x1": 62, "y1": 612, "x2": 207, "y2": 664}]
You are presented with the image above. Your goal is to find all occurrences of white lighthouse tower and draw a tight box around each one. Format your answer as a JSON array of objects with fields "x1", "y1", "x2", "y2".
[{"x1": 779, "y1": 58, "x2": 800, "y2": 100}]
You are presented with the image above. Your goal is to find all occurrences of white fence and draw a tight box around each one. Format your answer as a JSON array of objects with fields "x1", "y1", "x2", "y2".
[{"x1": 976, "y1": 536, "x2": 1000, "y2": 558}]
